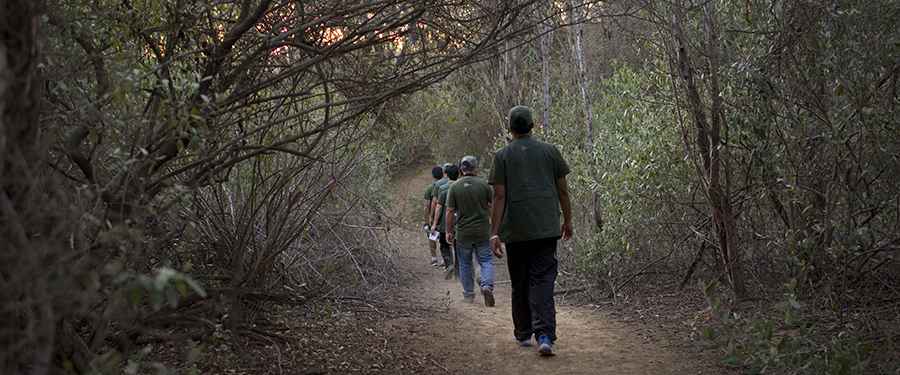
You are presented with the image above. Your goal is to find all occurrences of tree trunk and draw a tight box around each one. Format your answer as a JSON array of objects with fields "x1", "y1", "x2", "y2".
[
  {"x1": 530, "y1": 3, "x2": 552, "y2": 129},
  {"x1": 569, "y1": 0, "x2": 594, "y2": 140},
  {"x1": 496, "y1": 41, "x2": 513, "y2": 142},
  {"x1": 1, "y1": 0, "x2": 56, "y2": 373},
  {"x1": 569, "y1": 0, "x2": 603, "y2": 231},
  {"x1": 671, "y1": 3, "x2": 747, "y2": 299}
]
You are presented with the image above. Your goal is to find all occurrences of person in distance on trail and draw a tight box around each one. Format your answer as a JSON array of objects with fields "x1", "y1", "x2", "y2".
[
  {"x1": 489, "y1": 105, "x2": 572, "y2": 356},
  {"x1": 430, "y1": 163, "x2": 451, "y2": 267},
  {"x1": 445, "y1": 156, "x2": 495, "y2": 306},
  {"x1": 432, "y1": 164, "x2": 460, "y2": 280},
  {"x1": 423, "y1": 166, "x2": 444, "y2": 266}
]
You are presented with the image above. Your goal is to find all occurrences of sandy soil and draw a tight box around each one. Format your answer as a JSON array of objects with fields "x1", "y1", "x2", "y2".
[{"x1": 380, "y1": 165, "x2": 731, "y2": 375}]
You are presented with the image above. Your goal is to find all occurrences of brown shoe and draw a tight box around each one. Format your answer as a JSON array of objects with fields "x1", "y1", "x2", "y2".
[{"x1": 482, "y1": 289, "x2": 495, "y2": 307}]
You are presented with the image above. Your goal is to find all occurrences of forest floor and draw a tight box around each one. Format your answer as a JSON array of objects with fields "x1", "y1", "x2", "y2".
[{"x1": 167, "y1": 164, "x2": 740, "y2": 374}]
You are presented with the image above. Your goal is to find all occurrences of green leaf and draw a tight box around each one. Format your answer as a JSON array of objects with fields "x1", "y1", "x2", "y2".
[
  {"x1": 166, "y1": 285, "x2": 179, "y2": 308},
  {"x1": 148, "y1": 288, "x2": 164, "y2": 309},
  {"x1": 720, "y1": 355, "x2": 743, "y2": 366},
  {"x1": 176, "y1": 279, "x2": 187, "y2": 296},
  {"x1": 754, "y1": 340, "x2": 770, "y2": 349},
  {"x1": 184, "y1": 277, "x2": 207, "y2": 298},
  {"x1": 189, "y1": 135, "x2": 201, "y2": 151},
  {"x1": 776, "y1": 335, "x2": 789, "y2": 351},
  {"x1": 127, "y1": 284, "x2": 144, "y2": 308},
  {"x1": 186, "y1": 345, "x2": 202, "y2": 364}
]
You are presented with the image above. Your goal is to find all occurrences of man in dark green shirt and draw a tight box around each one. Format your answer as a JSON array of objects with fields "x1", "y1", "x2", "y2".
[
  {"x1": 432, "y1": 164, "x2": 459, "y2": 279},
  {"x1": 446, "y1": 156, "x2": 494, "y2": 306},
  {"x1": 429, "y1": 163, "x2": 451, "y2": 267},
  {"x1": 489, "y1": 106, "x2": 572, "y2": 356},
  {"x1": 423, "y1": 166, "x2": 444, "y2": 266}
]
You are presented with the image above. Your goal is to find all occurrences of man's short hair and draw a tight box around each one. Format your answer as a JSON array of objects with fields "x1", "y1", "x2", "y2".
[
  {"x1": 431, "y1": 166, "x2": 444, "y2": 179},
  {"x1": 445, "y1": 165, "x2": 460, "y2": 180}
]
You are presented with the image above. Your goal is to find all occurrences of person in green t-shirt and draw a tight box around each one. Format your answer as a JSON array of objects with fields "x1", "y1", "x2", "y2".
[
  {"x1": 423, "y1": 166, "x2": 444, "y2": 266},
  {"x1": 488, "y1": 106, "x2": 572, "y2": 356},
  {"x1": 431, "y1": 164, "x2": 459, "y2": 279},
  {"x1": 445, "y1": 156, "x2": 495, "y2": 306},
  {"x1": 429, "y1": 163, "x2": 451, "y2": 267}
]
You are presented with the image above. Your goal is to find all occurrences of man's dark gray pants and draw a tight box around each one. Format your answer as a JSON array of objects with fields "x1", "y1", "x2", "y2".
[
  {"x1": 506, "y1": 237, "x2": 558, "y2": 342},
  {"x1": 438, "y1": 233, "x2": 459, "y2": 275}
]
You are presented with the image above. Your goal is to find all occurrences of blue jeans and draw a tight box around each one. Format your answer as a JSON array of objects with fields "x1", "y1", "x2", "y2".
[{"x1": 456, "y1": 240, "x2": 494, "y2": 298}]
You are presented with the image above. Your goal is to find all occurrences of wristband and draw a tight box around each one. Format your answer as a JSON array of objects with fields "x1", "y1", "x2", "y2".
[{"x1": 490, "y1": 235, "x2": 500, "y2": 241}]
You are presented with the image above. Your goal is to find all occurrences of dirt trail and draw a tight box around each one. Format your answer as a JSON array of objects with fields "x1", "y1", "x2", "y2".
[{"x1": 382, "y1": 166, "x2": 723, "y2": 374}]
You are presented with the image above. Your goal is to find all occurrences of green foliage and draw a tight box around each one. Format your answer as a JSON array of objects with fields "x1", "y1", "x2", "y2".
[
  {"x1": 442, "y1": 289, "x2": 453, "y2": 310},
  {"x1": 113, "y1": 267, "x2": 206, "y2": 313},
  {"x1": 399, "y1": 74, "x2": 504, "y2": 169},
  {"x1": 545, "y1": 61, "x2": 695, "y2": 286},
  {"x1": 710, "y1": 0, "x2": 900, "y2": 287},
  {"x1": 694, "y1": 279, "x2": 898, "y2": 374},
  {"x1": 551, "y1": 0, "x2": 900, "y2": 302}
]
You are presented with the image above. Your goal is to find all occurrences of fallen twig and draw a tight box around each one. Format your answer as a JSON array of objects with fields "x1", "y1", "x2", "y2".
[{"x1": 430, "y1": 358, "x2": 451, "y2": 374}]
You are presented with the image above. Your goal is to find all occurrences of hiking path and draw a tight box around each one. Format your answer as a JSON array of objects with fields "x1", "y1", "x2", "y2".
[{"x1": 378, "y1": 165, "x2": 728, "y2": 374}]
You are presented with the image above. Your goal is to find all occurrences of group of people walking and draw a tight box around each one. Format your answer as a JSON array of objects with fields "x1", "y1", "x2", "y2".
[{"x1": 421, "y1": 106, "x2": 573, "y2": 356}]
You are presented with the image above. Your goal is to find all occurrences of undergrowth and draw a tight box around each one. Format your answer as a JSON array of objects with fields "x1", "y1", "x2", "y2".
[{"x1": 693, "y1": 279, "x2": 899, "y2": 375}]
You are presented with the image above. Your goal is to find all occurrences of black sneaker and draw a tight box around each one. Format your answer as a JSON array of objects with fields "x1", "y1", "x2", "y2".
[
  {"x1": 443, "y1": 266, "x2": 454, "y2": 280},
  {"x1": 482, "y1": 289, "x2": 495, "y2": 307},
  {"x1": 429, "y1": 259, "x2": 439, "y2": 267}
]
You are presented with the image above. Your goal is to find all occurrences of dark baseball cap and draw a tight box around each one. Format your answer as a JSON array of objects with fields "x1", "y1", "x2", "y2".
[
  {"x1": 460, "y1": 156, "x2": 477, "y2": 169},
  {"x1": 508, "y1": 106, "x2": 534, "y2": 133}
]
